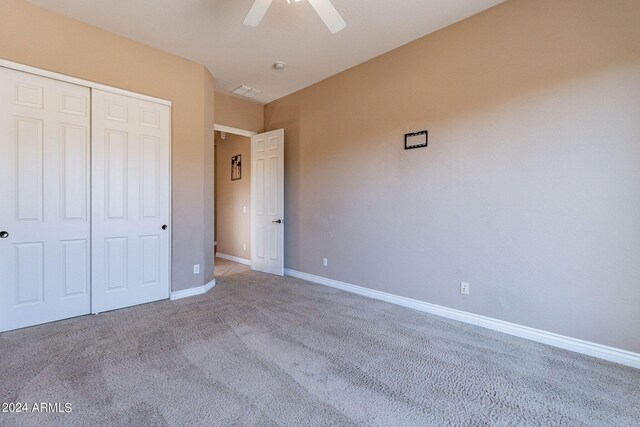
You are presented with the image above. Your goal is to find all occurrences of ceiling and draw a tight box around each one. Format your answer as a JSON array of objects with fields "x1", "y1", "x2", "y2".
[{"x1": 27, "y1": 0, "x2": 506, "y2": 104}]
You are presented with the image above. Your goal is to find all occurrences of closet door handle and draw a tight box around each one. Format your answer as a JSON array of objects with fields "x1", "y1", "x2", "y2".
[
  {"x1": 0, "y1": 231, "x2": 8, "y2": 239},
  {"x1": 161, "y1": 225, "x2": 168, "y2": 230}
]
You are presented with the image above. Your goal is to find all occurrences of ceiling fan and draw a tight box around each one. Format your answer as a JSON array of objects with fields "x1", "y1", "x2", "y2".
[{"x1": 244, "y1": 0, "x2": 346, "y2": 34}]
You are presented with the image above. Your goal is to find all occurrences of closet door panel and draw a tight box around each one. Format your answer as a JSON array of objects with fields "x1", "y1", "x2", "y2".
[
  {"x1": 91, "y1": 90, "x2": 170, "y2": 313},
  {"x1": 0, "y1": 67, "x2": 90, "y2": 332}
]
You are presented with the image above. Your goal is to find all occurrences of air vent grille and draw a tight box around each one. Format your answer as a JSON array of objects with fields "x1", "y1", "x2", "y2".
[{"x1": 232, "y1": 85, "x2": 263, "y2": 98}]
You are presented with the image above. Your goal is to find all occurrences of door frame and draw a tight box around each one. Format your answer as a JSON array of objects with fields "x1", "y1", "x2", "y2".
[
  {"x1": 0, "y1": 59, "x2": 173, "y2": 306},
  {"x1": 213, "y1": 124, "x2": 257, "y2": 268}
]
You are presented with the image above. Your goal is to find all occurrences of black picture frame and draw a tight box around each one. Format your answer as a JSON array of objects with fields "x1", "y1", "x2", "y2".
[
  {"x1": 231, "y1": 154, "x2": 241, "y2": 181},
  {"x1": 405, "y1": 130, "x2": 428, "y2": 150}
]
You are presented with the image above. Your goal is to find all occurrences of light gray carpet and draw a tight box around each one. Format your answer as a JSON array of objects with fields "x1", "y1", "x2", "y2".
[{"x1": 1, "y1": 264, "x2": 639, "y2": 426}]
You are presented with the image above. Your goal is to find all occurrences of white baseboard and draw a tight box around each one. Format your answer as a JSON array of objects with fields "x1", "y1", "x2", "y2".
[
  {"x1": 216, "y1": 252, "x2": 251, "y2": 266},
  {"x1": 170, "y1": 279, "x2": 216, "y2": 301},
  {"x1": 284, "y1": 269, "x2": 640, "y2": 369}
]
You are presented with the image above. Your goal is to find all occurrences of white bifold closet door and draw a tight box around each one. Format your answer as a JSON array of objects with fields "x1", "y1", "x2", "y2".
[
  {"x1": 91, "y1": 90, "x2": 170, "y2": 313},
  {"x1": 0, "y1": 67, "x2": 91, "y2": 331},
  {"x1": 0, "y1": 69, "x2": 170, "y2": 332}
]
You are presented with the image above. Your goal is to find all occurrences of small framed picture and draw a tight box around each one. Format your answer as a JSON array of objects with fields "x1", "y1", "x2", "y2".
[
  {"x1": 405, "y1": 130, "x2": 428, "y2": 150},
  {"x1": 231, "y1": 154, "x2": 241, "y2": 181}
]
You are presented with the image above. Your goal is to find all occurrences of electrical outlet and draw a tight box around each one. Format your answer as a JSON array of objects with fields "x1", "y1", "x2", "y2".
[
  {"x1": 243, "y1": 206, "x2": 247, "y2": 214},
  {"x1": 460, "y1": 282, "x2": 470, "y2": 295},
  {"x1": 243, "y1": 243, "x2": 247, "y2": 252},
  {"x1": 193, "y1": 264, "x2": 200, "y2": 274},
  {"x1": 322, "y1": 258, "x2": 328, "y2": 267}
]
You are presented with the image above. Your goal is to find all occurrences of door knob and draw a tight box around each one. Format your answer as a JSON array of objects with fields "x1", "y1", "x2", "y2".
[
  {"x1": 0, "y1": 231, "x2": 8, "y2": 239},
  {"x1": 161, "y1": 224, "x2": 168, "y2": 230},
  {"x1": 272, "y1": 219, "x2": 283, "y2": 224}
]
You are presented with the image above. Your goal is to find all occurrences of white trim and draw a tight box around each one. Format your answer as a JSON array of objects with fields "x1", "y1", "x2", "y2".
[
  {"x1": 170, "y1": 279, "x2": 216, "y2": 301},
  {"x1": 0, "y1": 59, "x2": 171, "y2": 106},
  {"x1": 168, "y1": 103, "x2": 173, "y2": 299},
  {"x1": 214, "y1": 124, "x2": 257, "y2": 137},
  {"x1": 284, "y1": 269, "x2": 640, "y2": 369},
  {"x1": 216, "y1": 252, "x2": 251, "y2": 266}
]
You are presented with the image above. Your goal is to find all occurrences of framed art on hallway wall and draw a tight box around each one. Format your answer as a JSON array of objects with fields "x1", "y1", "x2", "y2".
[{"x1": 231, "y1": 154, "x2": 241, "y2": 181}]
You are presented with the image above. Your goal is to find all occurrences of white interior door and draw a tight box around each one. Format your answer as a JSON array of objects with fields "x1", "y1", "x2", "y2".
[
  {"x1": 91, "y1": 90, "x2": 170, "y2": 313},
  {"x1": 0, "y1": 67, "x2": 91, "y2": 332},
  {"x1": 251, "y1": 129, "x2": 284, "y2": 276}
]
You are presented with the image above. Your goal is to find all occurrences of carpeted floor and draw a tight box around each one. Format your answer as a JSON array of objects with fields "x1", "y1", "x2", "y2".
[{"x1": 1, "y1": 261, "x2": 639, "y2": 426}]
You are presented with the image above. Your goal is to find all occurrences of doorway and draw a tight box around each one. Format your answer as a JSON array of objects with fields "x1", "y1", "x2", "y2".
[
  {"x1": 213, "y1": 125, "x2": 285, "y2": 278},
  {"x1": 214, "y1": 128, "x2": 253, "y2": 276}
]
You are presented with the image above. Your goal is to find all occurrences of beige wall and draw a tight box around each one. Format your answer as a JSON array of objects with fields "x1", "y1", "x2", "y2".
[
  {"x1": 215, "y1": 91, "x2": 264, "y2": 133},
  {"x1": 0, "y1": 0, "x2": 216, "y2": 291},
  {"x1": 265, "y1": 0, "x2": 640, "y2": 352},
  {"x1": 203, "y1": 70, "x2": 216, "y2": 283},
  {"x1": 215, "y1": 132, "x2": 252, "y2": 260}
]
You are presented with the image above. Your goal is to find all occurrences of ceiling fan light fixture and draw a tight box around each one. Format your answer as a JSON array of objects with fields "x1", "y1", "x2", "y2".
[{"x1": 244, "y1": 0, "x2": 345, "y2": 33}]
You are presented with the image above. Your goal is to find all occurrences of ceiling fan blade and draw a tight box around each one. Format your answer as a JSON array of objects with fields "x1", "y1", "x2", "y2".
[
  {"x1": 243, "y1": 0, "x2": 274, "y2": 27},
  {"x1": 307, "y1": 0, "x2": 346, "y2": 34}
]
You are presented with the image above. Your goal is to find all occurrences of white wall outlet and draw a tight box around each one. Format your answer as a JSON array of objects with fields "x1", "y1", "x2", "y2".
[
  {"x1": 322, "y1": 258, "x2": 328, "y2": 267},
  {"x1": 194, "y1": 264, "x2": 200, "y2": 274},
  {"x1": 243, "y1": 243, "x2": 247, "y2": 252},
  {"x1": 243, "y1": 206, "x2": 247, "y2": 214},
  {"x1": 460, "y1": 282, "x2": 470, "y2": 295}
]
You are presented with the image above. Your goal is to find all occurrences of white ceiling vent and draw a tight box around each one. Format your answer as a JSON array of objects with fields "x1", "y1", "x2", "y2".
[{"x1": 232, "y1": 85, "x2": 263, "y2": 98}]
